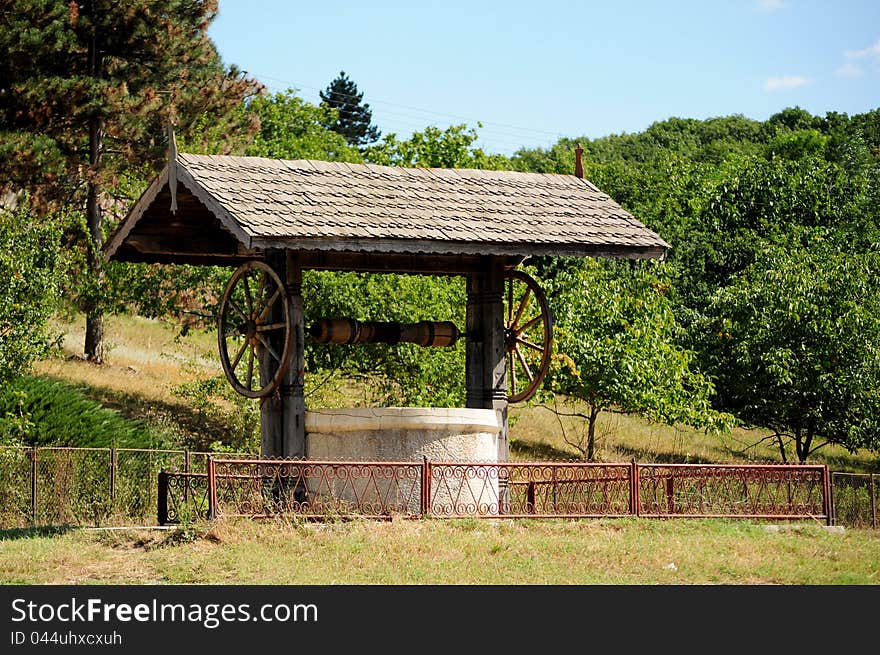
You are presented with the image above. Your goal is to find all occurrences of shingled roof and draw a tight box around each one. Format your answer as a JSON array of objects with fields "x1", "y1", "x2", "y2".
[{"x1": 105, "y1": 153, "x2": 669, "y2": 265}]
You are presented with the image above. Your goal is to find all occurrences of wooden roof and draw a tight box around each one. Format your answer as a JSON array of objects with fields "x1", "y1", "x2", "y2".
[{"x1": 105, "y1": 153, "x2": 669, "y2": 268}]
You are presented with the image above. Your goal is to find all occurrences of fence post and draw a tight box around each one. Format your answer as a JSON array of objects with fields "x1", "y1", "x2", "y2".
[
  {"x1": 420, "y1": 456, "x2": 431, "y2": 518},
  {"x1": 666, "y1": 475, "x2": 675, "y2": 515},
  {"x1": 207, "y1": 456, "x2": 217, "y2": 520},
  {"x1": 157, "y1": 470, "x2": 168, "y2": 526},
  {"x1": 109, "y1": 448, "x2": 117, "y2": 504},
  {"x1": 30, "y1": 447, "x2": 38, "y2": 526},
  {"x1": 822, "y1": 466, "x2": 832, "y2": 526},
  {"x1": 870, "y1": 473, "x2": 876, "y2": 530},
  {"x1": 183, "y1": 450, "x2": 190, "y2": 505},
  {"x1": 631, "y1": 459, "x2": 640, "y2": 517}
]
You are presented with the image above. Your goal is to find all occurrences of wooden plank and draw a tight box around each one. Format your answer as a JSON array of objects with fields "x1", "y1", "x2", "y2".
[{"x1": 298, "y1": 250, "x2": 521, "y2": 276}]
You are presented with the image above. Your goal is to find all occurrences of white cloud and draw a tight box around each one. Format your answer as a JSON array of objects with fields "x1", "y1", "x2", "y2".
[
  {"x1": 835, "y1": 62, "x2": 864, "y2": 78},
  {"x1": 843, "y1": 39, "x2": 880, "y2": 62},
  {"x1": 757, "y1": 0, "x2": 788, "y2": 12},
  {"x1": 763, "y1": 75, "x2": 810, "y2": 92}
]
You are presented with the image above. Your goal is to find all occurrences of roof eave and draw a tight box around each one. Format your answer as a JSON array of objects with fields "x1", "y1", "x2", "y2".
[{"x1": 249, "y1": 236, "x2": 669, "y2": 261}]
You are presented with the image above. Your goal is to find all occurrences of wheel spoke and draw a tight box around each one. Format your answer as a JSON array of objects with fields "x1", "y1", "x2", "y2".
[
  {"x1": 508, "y1": 351, "x2": 516, "y2": 393},
  {"x1": 224, "y1": 323, "x2": 245, "y2": 338},
  {"x1": 514, "y1": 345, "x2": 534, "y2": 382},
  {"x1": 243, "y1": 274, "x2": 253, "y2": 315},
  {"x1": 257, "y1": 334, "x2": 282, "y2": 362},
  {"x1": 227, "y1": 299, "x2": 247, "y2": 322},
  {"x1": 518, "y1": 314, "x2": 543, "y2": 335},
  {"x1": 511, "y1": 286, "x2": 531, "y2": 331},
  {"x1": 507, "y1": 277, "x2": 514, "y2": 325},
  {"x1": 257, "y1": 289, "x2": 281, "y2": 323},
  {"x1": 246, "y1": 345, "x2": 254, "y2": 390},
  {"x1": 256, "y1": 321, "x2": 286, "y2": 332},
  {"x1": 516, "y1": 336, "x2": 544, "y2": 353},
  {"x1": 257, "y1": 271, "x2": 266, "y2": 307},
  {"x1": 230, "y1": 339, "x2": 249, "y2": 370}
]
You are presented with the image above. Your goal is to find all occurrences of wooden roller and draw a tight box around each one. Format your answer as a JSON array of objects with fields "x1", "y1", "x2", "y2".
[{"x1": 310, "y1": 318, "x2": 459, "y2": 347}]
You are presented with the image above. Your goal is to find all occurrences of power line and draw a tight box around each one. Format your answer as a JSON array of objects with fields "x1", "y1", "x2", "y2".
[{"x1": 252, "y1": 72, "x2": 568, "y2": 143}]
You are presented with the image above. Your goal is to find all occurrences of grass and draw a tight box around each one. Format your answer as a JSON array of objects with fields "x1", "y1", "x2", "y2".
[{"x1": 1, "y1": 517, "x2": 877, "y2": 584}]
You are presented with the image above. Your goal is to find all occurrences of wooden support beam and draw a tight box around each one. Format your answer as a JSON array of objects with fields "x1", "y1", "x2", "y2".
[
  {"x1": 260, "y1": 249, "x2": 285, "y2": 458},
  {"x1": 465, "y1": 256, "x2": 509, "y2": 462},
  {"x1": 283, "y1": 250, "x2": 306, "y2": 460}
]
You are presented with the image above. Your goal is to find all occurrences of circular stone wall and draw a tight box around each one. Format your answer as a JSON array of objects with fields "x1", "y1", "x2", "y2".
[
  {"x1": 305, "y1": 407, "x2": 503, "y2": 515},
  {"x1": 305, "y1": 407, "x2": 502, "y2": 462}
]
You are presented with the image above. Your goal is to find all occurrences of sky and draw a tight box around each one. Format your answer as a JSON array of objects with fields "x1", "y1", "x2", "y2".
[{"x1": 208, "y1": 0, "x2": 880, "y2": 156}]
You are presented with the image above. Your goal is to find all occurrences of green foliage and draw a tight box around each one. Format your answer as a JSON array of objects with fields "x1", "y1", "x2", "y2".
[
  {"x1": 365, "y1": 124, "x2": 512, "y2": 169},
  {"x1": 171, "y1": 375, "x2": 260, "y2": 453},
  {"x1": 705, "y1": 246, "x2": 880, "y2": 461},
  {"x1": 0, "y1": 376, "x2": 164, "y2": 448},
  {"x1": 545, "y1": 259, "x2": 732, "y2": 459},
  {"x1": 319, "y1": 71, "x2": 381, "y2": 148},
  {"x1": 245, "y1": 89, "x2": 363, "y2": 162},
  {"x1": 303, "y1": 271, "x2": 466, "y2": 407},
  {"x1": 0, "y1": 202, "x2": 62, "y2": 384}
]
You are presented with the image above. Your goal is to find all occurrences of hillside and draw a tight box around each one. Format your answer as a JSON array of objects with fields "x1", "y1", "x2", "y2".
[{"x1": 2, "y1": 313, "x2": 870, "y2": 473}]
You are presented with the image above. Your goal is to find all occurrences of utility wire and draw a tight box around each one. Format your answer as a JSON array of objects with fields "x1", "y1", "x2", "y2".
[{"x1": 252, "y1": 72, "x2": 568, "y2": 145}]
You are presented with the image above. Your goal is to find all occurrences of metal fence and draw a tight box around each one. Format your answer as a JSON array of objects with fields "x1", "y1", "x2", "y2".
[
  {"x1": 0, "y1": 446, "x2": 254, "y2": 528},
  {"x1": 2, "y1": 446, "x2": 867, "y2": 529},
  {"x1": 831, "y1": 472, "x2": 878, "y2": 529},
  {"x1": 157, "y1": 458, "x2": 833, "y2": 525}
]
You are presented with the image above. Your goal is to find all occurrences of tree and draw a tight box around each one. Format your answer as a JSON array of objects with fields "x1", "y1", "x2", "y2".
[
  {"x1": 0, "y1": 0, "x2": 261, "y2": 362},
  {"x1": 365, "y1": 123, "x2": 511, "y2": 169},
  {"x1": 0, "y1": 201, "x2": 61, "y2": 384},
  {"x1": 545, "y1": 260, "x2": 732, "y2": 460},
  {"x1": 705, "y1": 245, "x2": 880, "y2": 462},
  {"x1": 319, "y1": 71, "x2": 381, "y2": 148},
  {"x1": 246, "y1": 89, "x2": 362, "y2": 162}
]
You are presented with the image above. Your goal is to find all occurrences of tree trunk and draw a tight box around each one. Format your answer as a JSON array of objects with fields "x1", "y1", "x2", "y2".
[
  {"x1": 796, "y1": 425, "x2": 813, "y2": 463},
  {"x1": 586, "y1": 404, "x2": 600, "y2": 461},
  {"x1": 776, "y1": 433, "x2": 788, "y2": 463},
  {"x1": 84, "y1": 31, "x2": 104, "y2": 363}
]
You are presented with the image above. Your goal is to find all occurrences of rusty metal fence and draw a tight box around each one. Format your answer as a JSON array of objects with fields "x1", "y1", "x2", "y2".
[
  {"x1": 0, "y1": 446, "x2": 254, "y2": 528},
  {"x1": 1, "y1": 446, "x2": 862, "y2": 528},
  {"x1": 157, "y1": 458, "x2": 833, "y2": 525},
  {"x1": 831, "y1": 472, "x2": 878, "y2": 529}
]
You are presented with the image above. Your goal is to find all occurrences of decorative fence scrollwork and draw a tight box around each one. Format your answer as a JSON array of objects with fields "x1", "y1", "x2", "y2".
[{"x1": 156, "y1": 458, "x2": 834, "y2": 525}]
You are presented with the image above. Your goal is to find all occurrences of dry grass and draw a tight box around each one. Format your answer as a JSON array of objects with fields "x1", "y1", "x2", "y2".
[
  {"x1": 37, "y1": 314, "x2": 217, "y2": 405},
  {"x1": 1, "y1": 518, "x2": 878, "y2": 585},
  {"x1": 29, "y1": 312, "x2": 880, "y2": 471}
]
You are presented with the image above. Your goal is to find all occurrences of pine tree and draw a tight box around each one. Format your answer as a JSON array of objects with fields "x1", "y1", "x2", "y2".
[
  {"x1": 0, "y1": 0, "x2": 262, "y2": 363},
  {"x1": 319, "y1": 71, "x2": 381, "y2": 148}
]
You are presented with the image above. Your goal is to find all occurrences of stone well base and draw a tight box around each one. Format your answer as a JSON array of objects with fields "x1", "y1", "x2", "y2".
[{"x1": 304, "y1": 407, "x2": 502, "y2": 514}]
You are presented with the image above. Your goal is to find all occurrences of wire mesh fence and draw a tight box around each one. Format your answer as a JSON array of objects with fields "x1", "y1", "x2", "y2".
[
  {"x1": 0, "y1": 446, "x2": 254, "y2": 528},
  {"x1": 831, "y1": 472, "x2": 878, "y2": 529}
]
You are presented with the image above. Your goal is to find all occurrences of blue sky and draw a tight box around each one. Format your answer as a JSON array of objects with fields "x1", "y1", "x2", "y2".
[{"x1": 209, "y1": 0, "x2": 880, "y2": 155}]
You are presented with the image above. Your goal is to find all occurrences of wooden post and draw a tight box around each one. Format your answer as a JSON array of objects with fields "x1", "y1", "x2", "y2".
[
  {"x1": 283, "y1": 250, "x2": 306, "y2": 460},
  {"x1": 465, "y1": 255, "x2": 509, "y2": 462},
  {"x1": 259, "y1": 250, "x2": 306, "y2": 462},
  {"x1": 260, "y1": 250, "x2": 286, "y2": 458}
]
